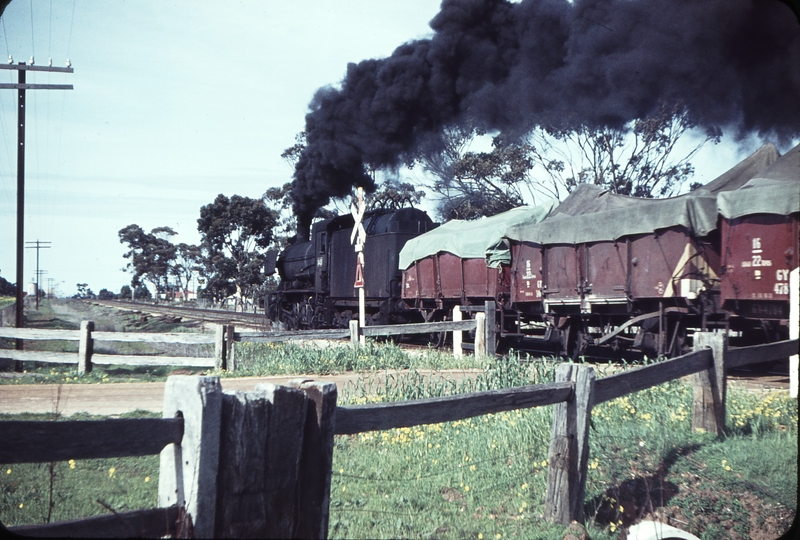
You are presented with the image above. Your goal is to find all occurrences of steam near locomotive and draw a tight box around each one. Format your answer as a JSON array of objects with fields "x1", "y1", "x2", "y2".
[{"x1": 270, "y1": 143, "x2": 799, "y2": 359}]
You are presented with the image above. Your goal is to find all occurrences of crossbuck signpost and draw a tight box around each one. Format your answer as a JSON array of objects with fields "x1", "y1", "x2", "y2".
[{"x1": 351, "y1": 187, "x2": 367, "y2": 345}]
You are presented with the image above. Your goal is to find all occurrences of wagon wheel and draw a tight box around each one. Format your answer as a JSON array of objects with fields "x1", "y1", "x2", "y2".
[
  {"x1": 571, "y1": 328, "x2": 589, "y2": 361},
  {"x1": 429, "y1": 329, "x2": 447, "y2": 348}
]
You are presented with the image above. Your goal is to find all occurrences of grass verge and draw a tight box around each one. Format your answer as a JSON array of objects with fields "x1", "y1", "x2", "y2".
[{"x1": 0, "y1": 411, "x2": 160, "y2": 529}]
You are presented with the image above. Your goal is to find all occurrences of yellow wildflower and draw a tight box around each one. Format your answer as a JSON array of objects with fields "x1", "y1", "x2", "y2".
[{"x1": 109, "y1": 467, "x2": 116, "y2": 478}]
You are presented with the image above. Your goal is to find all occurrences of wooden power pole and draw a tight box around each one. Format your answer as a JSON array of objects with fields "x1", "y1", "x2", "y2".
[
  {"x1": 0, "y1": 60, "x2": 73, "y2": 368},
  {"x1": 26, "y1": 240, "x2": 51, "y2": 309}
]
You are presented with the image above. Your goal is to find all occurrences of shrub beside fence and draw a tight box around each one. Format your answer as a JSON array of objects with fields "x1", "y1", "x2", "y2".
[{"x1": 1, "y1": 332, "x2": 795, "y2": 537}]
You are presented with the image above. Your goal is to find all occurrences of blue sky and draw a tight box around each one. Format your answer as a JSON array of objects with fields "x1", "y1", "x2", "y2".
[{"x1": 0, "y1": 0, "x2": 784, "y2": 296}]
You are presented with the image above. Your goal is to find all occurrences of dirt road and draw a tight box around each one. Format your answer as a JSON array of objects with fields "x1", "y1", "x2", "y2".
[
  {"x1": 0, "y1": 369, "x2": 484, "y2": 416},
  {"x1": 1, "y1": 368, "x2": 788, "y2": 417}
]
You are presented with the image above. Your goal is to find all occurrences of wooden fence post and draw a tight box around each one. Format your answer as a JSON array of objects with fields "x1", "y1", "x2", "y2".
[
  {"x1": 692, "y1": 331, "x2": 727, "y2": 436},
  {"x1": 289, "y1": 380, "x2": 338, "y2": 539},
  {"x1": 214, "y1": 324, "x2": 226, "y2": 371},
  {"x1": 77, "y1": 320, "x2": 94, "y2": 374},
  {"x1": 474, "y1": 312, "x2": 486, "y2": 358},
  {"x1": 349, "y1": 319, "x2": 360, "y2": 349},
  {"x1": 225, "y1": 324, "x2": 236, "y2": 372},
  {"x1": 484, "y1": 300, "x2": 496, "y2": 357},
  {"x1": 158, "y1": 376, "x2": 222, "y2": 539},
  {"x1": 214, "y1": 384, "x2": 307, "y2": 538},
  {"x1": 544, "y1": 363, "x2": 595, "y2": 525},
  {"x1": 452, "y1": 306, "x2": 463, "y2": 358}
]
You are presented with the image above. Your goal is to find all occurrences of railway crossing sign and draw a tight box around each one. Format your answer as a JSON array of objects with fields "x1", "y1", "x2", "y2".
[
  {"x1": 350, "y1": 199, "x2": 367, "y2": 249},
  {"x1": 351, "y1": 186, "x2": 367, "y2": 345},
  {"x1": 351, "y1": 187, "x2": 367, "y2": 289}
]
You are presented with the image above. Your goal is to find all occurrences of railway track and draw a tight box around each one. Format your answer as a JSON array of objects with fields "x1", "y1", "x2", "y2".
[{"x1": 90, "y1": 300, "x2": 270, "y2": 329}]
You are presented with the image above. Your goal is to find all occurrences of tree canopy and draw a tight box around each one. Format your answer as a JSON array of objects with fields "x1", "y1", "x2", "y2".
[
  {"x1": 197, "y1": 194, "x2": 279, "y2": 306},
  {"x1": 413, "y1": 102, "x2": 719, "y2": 220},
  {"x1": 118, "y1": 225, "x2": 178, "y2": 298}
]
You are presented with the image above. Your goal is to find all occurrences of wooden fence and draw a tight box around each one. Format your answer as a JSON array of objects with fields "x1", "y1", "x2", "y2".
[
  {"x1": 0, "y1": 301, "x2": 498, "y2": 372},
  {"x1": 2, "y1": 377, "x2": 335, "y2": 538},
  {"x1": 2, "y1": 332, "x2": 795, "y2": 537}
]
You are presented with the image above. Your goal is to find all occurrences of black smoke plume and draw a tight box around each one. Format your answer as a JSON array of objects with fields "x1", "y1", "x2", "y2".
[{"x1": 291, "y1": 0, "x2": 799, "y2": 235}]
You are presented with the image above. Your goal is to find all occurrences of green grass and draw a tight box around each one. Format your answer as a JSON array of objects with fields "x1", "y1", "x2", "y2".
[
  {"x1": 0, "y1": 411, "x2": 160, "y2": 529},
  {"x1": 229, "y1": 339, "x2": 489, "y2": 376},
  {"x1": 327, "y1": 372, "x2": 797, "y2": 540}
]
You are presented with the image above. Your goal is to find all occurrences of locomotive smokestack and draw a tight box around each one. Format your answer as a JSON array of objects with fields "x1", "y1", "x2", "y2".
[
  {"x1": 296, "y1": 219, "x2": 310, "y2": 244},
  {"x1": 291, "y1": 0, "x2": 800, "y2": 221}
]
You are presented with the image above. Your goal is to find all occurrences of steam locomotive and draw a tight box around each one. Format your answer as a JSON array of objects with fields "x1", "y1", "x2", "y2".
[
  {"x1": 269, "y1": 143, "x2": 799, "y2": 359},
  {"x1": 265, "y1": 207, "x2": 435, "y2": 330}
]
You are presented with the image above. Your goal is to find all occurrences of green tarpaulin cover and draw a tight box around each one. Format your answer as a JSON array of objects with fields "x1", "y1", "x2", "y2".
[
  {"x1": 717, "y1": 143, "x2": 800, "y2": 219},
  {"x1": 505, "y1": 190, "x2": 720, "y2": 244},
  {"x1": 400, "y1": 143, "x2": 797, "y2": 269},
  {"x1": 398, "y1": 201, "x2": 558, "y2": 269},
  {"x1": 506, "y1": 143, "x2": 795, "y2": 245}
]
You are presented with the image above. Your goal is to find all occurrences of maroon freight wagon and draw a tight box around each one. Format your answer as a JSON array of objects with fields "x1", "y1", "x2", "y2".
[
  {"x1": 402, "y1": 252, "x2": 510, "y2": 308},
  {"x1": 717, "y1": 146, "x2": 800, "y2": 336},
  {"x1": 399, "y1": 204, "x2": 556, "y2": 319},
  {"x1": 505, "y1": 187, "x2": 723, "y2": 357}
]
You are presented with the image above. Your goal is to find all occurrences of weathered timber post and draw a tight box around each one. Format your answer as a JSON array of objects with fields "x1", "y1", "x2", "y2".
[
  {"x1": 484, "y1": 300, "x2": 496, "y2": 357},
  {"x1": 159, "y1": 376, "x2": 223, "y2": 539},
  {"x1": 452, "y1": 306, "x2": 463, "y2": 358},
  {"x1": 692, "y1": 331, "x2": 727, "y2": 436},
  {"x1": 790, "y1": 267, "x2": 798, "y2": 398},
  {"x1": 349, "y1": 319, "x2": 359, "y2": 349},
  {"x1": 77, "y1": 320, "x2": 94, "y2": 374},
  {"x1": 225, "y1": 324, "x2": 236, "y2": 372},
  {"x1": 288, "y1": 379, "x2": 338, "y2": 539},
  {"x1": 214, "y1": 383, "x2": 307, "y2": 538},
  {"x1": 214, "y1": 324, "x2": 226, "y2": 371},
  {"x1": 544, "y1": 363, "x2": 595, "y2": 525},
  {"x1": 474, "y1": 312, "x2": 486, "y2": 358}
]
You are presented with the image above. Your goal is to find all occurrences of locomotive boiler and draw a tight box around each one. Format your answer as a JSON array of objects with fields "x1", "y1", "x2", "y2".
[{"x1": 267, "y1": 207, "x2": 435, "y2": 329}]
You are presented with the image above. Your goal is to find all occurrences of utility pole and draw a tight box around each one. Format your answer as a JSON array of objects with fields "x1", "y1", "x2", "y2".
[
  {"x1": 1, "y1": 59, "x2": 73, "y2": 369},
  {"x1": 26, "y1": 240, "x2": 51, "y2": 309}
]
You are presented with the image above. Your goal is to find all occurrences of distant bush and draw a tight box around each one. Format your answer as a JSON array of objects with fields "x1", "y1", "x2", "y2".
[{"x1": 98, "y1": 289, "x2": 116, "y2": 300}]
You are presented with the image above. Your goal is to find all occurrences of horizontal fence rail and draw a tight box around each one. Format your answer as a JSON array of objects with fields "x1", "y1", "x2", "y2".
[
  {"x1": 90, "y1": 354, "x2": 216, "y2": 368},
  {"x1": 334, "y1": 381, "x2": 573, "y2": 435},
  {"x1": 725, "y1": 339, "x2": 799, "y2": 369},
  {"x1": 10, "y1": 505, "x2": 180, "y2": 538},
  {"x1": 0, "y1": 418, "x2": 184, "y2": 463},
  {"x1": 91, "y1": 331, "x2": 216, "y2": 344},
  {"x1": 594, "y1": 349, "x2": 712, "y2": 405},
  {"x1": 237, "y1": 329, "x2": 350, "y2": 343},
  {"x1": 0, "y1": 350, "x2": 76, "y2": 363},
  {"x1": 360, "y1": 319, "x2": 477, "y2": 337},
  {"x1": 0, "y1": 328, "x2": 81, "y2": 341}
]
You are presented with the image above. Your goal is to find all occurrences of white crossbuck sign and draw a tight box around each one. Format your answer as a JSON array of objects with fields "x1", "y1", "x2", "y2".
[{"x1": 350, "y1": 201, "x2": 366, "y2": 248}]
